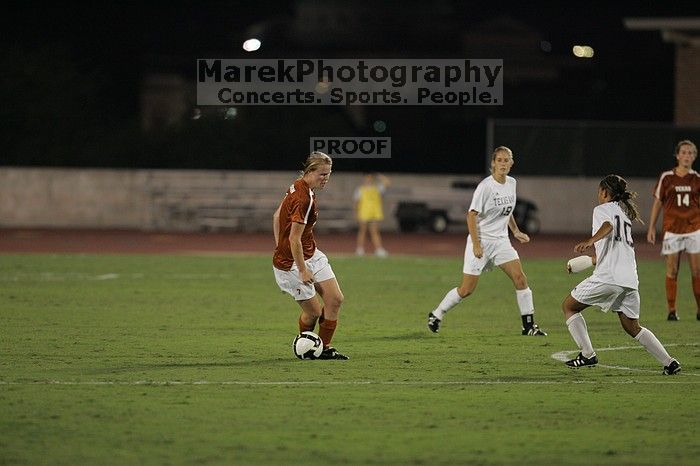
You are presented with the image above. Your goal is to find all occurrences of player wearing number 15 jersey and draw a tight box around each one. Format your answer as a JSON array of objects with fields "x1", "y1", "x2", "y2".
[
  {"x1": 427, "y1": 146, "x2": 546, "y2": 336},
  {"x1": 646, "y1": 140, "x2": 700, "y2": 321},
  {"x1": 562, "y1": 175, "x2": 680, "y2": 375}
]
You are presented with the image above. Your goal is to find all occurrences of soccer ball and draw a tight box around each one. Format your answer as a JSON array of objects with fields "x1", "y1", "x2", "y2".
[{"x1": 292, "y1": 331, "x2": 323, "y2": 359}]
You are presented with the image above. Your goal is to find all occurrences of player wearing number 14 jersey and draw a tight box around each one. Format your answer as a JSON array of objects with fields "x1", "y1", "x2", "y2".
[
  {"x1": 427, "y1": 146, "x2": 546, "y2": 336},
  {"x1": 646, "y1": 140, "x2": 700, "y2": 321}
]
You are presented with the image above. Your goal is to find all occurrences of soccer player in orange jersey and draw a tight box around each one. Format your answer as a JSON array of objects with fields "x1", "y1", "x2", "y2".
[
  {"x1": 273, "y1": 151, "x2": 349, "y2": 359},
  {"x1": 647, "y1": 140, "x2": 700, "y2": 321}
]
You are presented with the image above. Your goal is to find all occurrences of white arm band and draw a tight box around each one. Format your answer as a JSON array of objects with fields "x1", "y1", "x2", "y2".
[{"x1": 567, "y1": 255, "x2": 594, "y2": 273}]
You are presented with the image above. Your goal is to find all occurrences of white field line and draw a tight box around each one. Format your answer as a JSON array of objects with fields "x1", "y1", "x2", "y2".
[
  {"x1": 551, "y1": 343, "x2": 699, "y2": 376},
  {"x1": 3, "y1": 343, "x2": 700, "y2": 387},
  {"x1": 0, "y1": 272, "x2": 236, "y2": 282},
  {"x1": 1, "y1": 380, "x2": 699, "y2": 386},
  {"x1": 2, "y1": 342, "x2": 697, "y2": 386}
]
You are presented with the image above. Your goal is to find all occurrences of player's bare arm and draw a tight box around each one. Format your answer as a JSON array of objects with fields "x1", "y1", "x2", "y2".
[
  {"x1": 273, "y1": 203, "x2": 282, "y2": 246},
  {"x1": 467, "y1": 210, "x2": 483, "y2": 258},
  {"x1": 646, "y1": 198, "x2": 662, "y2": 244},
  {"x1": 289, "y1": 222, "x2": 313, "y2": 284},
  {"x1": 574, "y1": 222, "x2": 613, "y2": 253},
  {"x1": 566, "y1": 254, "x2": 596, "y2": 273},
  {"x1": 508, "y1": 214, "x2": 530, "y2": 243}
]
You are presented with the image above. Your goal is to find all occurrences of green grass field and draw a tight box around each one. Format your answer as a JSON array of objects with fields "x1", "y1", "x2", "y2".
[{"x1": 1, "y1": 253, "x2": 698, "y2": 465}]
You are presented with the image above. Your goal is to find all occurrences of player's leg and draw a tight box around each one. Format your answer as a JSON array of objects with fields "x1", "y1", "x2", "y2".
[
  {"x1": 369, "y1": 222, "x2": 387, "y2": 257},
  {"x1": 356, "y1": 221, "x2": 367, "y2": 255},
  {"x1": 427, "y1": 273, "x2": 479, "y2": 333},
  {"x1": 274, "y1": 266, "x2": 319, "y2": 332},
  {"x1": 314, "y1": 277, "x2": 348, "y2": 359},
  {"x1": 456, "y1": 273, "x2": 480, "y2": 298},
  {"x1": 428, "y1": 236, "x2": 487, "y2": 332},
  {"x1": 436, "y1": 273, "x2": 480, "y2": 310},
  {"x1": 314, "y1": 277, "x2": 344, "y2": 322},
  {"x1": 447, "y1": 273, "x2": 480, "y2": 307},
  {"x1": 688, "y1": 252, "x2": 700, "y2": 320},
  {"x1": 562, "y1": 294, "x2": 597, "y2": 367},
  {"x1": 617, "y1": 312, "x2": 680, "y2": 374},
  {"x1": 306, "y1": 250, "x2": 345, "y2": 352},
  {"x1": 499, "y1": 259, "x2": 546, "y2": 335},
  {"x1": 617, "y1": 289, "x2": 680, "y2": 374},
  {"x1": 308, "y1": 250, "x2": 342, "y2": 321},
  {"x1": 297, "y1": 296, "x2": 323, "y2": 333},
  {"x1": 664, "y1": 251, "x2": 681, "y2": 320}
]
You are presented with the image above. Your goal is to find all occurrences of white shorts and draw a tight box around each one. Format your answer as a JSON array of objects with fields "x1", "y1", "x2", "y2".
[
  {"x1": 570, "y1": 277, "x2": 640, "y2": 319},
  {"x1": 662, "y1": 229, "x2": 700, "y2": 255},
  {"x1": 462, "y1": 236, "x2": 520, "y2": 276},
  {"x1": 273, "y1": 249, "x2": 336, "y2": 301}
]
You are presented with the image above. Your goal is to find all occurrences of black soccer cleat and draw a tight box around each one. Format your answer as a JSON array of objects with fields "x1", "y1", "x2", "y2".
[
  {"x1": 565, "y1": 352, "x2": 598, "y2": 368},
  {"x1": 317, "y1": 347, "x2": 349, "y2": 360},
  {"x1": 522, "y1": 324, "x2": 547, "y2": 336},
  {"x1": 663, "y1": 360, "x2": 681, "y2": 375},
  {"x1": 667, "y1": 312, "x2": 679, "y2": 321},
  {"x1": 427, "y1": 312, "x2": 442, "y2": 333}
]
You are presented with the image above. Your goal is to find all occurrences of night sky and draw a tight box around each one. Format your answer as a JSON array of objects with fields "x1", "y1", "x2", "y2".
[
  {"x1": 2, "y1": 1, "x2": 699, "y2": 171},
  {"x1": 4, "y1": 1, "x2": 695, "y2": 119}
]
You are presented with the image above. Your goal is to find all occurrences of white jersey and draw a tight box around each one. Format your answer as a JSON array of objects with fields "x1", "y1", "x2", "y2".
[
  {"x1": 468, "y1": 175, "x2": 517, "y2": 240},
  {"x1": 591, "y1": 202, "x2": 639, "y2": 289}
]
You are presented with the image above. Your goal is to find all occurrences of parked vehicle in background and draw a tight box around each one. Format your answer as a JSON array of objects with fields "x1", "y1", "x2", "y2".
[{"x1": 394, "y1": 181, "x2": 540, "y2": 234}]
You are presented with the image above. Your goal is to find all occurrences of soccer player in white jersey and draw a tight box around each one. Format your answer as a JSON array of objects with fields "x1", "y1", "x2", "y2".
[
  {"x1": 563, "y1": 174, "x2": 681, "y2": 375},
  {"x1": 427, "y1": 146, "x2": 547, "y2": 336}
]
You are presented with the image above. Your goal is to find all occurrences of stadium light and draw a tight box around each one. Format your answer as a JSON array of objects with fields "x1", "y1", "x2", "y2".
[
  {"x1": 572, "y1": 45, "x2": 594, "y2": 58},
  {"x1": 242, "y1": 38, "x2": 261, "y2": 52}
]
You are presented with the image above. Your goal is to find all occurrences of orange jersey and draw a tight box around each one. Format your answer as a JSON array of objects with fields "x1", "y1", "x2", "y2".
[
  {"x1": 273, "y1": 179, "x2": 318, "y2": 270},
  {"x1": 652, "y1": 169, "x2": 700, "y2": 234}
]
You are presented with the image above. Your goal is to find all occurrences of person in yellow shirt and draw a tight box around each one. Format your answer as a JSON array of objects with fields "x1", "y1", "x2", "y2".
[{"x1": 354, "y1": 173, "x2": 390, "y2": 257}]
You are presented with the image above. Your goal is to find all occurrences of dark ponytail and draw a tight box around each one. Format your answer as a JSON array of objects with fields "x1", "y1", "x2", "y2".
[{"x1": 599, "y1": 174, "x2": 643, "y2": 224}]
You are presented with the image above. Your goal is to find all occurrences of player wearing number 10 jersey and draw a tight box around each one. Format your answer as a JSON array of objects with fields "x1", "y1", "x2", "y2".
[
  {"x1": 646, "y1": 140, "x2": 700, "y2": 321},
  {"x1": 562, "y1": 175, "x2": 680, "y2": 375}
]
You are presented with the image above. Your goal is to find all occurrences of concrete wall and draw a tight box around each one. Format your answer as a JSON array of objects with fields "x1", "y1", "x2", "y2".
[
  {"x1": 514, "y1": 176, "x2": 655, "y2": 234},
  {"x1": 0, "y1": 168, "x2": 657, "y2": 234},
  {"x1": 0, "y1": 168, "x2": 152, "y2": 228}
]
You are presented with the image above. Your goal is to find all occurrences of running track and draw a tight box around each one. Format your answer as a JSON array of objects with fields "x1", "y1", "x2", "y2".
[{"x1": 0, "y1": 229, "x2": 662, "y2": 260}]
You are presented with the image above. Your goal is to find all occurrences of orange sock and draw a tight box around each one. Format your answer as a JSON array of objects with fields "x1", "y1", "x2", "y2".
[
  {"x1": 298, "y1": 315, "x2": 315, "y2": 333},
  {"x1": 666, "y1": 276, "x2": 677, "y2": 313},
  {"x1": 318, "y1": 319, "x2": 337, "y2": 348},
  {"x1": 693, "y1": 276, "x2": 700, "y2": 313}
]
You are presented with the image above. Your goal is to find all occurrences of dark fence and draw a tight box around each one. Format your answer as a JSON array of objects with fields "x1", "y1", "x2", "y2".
[{"x1": 487, "y1": 119, "x2": 700, "y2": 177}]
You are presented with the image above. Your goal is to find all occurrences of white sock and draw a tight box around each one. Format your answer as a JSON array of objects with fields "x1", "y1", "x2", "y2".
[
  {"x1": 635, "y1": 327, "x2": 673, "y2": 366},
  {"x1": 432, "y1": 288, "x2": 462, "y2": 319},
  {"x1": 515, "y1": 287, "x2": 534, "y2": 315},
  {"x1": 566, "y1": 313, "x2": 595, "y2": 358}
]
